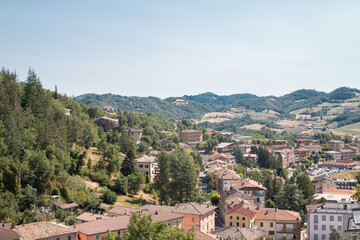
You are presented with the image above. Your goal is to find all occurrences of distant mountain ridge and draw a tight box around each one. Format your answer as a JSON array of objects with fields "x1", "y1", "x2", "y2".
[{"x1": 75, "y1": 87, "x2": 360, "y2": 120}]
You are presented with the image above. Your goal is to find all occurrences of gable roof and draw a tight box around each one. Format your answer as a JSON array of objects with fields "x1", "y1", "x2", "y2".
[
  {"x1": 75, "y1": 212, "x2": 111, "y2": 222},
  {"x1": 139, "y1": 202, "x2": 216, "y2": 216},
  {"x1": 75, "y1": 216, "x2": 130, "y2": 235},
  {"x1": 255, "y1": 208, "x2": 301, "y2": 222},
  {"x1": 226, "y1": 206, "x2": 257, "y2": 218},
  {"x1": 231, "y1": 178, "x2": 267, "y2": 191},
  {"x1": 135, "y1": 155, "x2": 157, "y2": 163},
  {"x1": 59, "y1": 203, "x2": 79, "y2": 210},
  {"x1": 214, "y1": 227, "x2": 267, "y2": 240},
  {"x1": 0, "y1": 227, "x2": 20, "y2": 240},
  {"x1": 108, "y1": 206, "x2": 138, "y2": 216},
  {"x1": 14, "y1": 222, "x2": 77, "y2": 240},
  {"x1": 216, "y1": 142, "x2": 233, "y2": 149},
  {"x1": 196, "y1": 231, "x2": 217, "y2": 240}
]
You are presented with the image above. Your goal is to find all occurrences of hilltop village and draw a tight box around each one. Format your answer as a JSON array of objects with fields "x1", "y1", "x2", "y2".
[{"x1": 1, "y1": 70, "x2": 360, "y2": 240}]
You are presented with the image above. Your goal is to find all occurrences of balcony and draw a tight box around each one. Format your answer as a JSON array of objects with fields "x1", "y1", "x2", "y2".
[{"x1": 278, "y1": 228, "x2": 300, "y2": 234}]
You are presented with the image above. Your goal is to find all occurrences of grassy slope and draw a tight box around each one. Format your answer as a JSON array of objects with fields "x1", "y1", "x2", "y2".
[
  {"x1": 331, "y1": 170, "x2": 360, "y2": 180},
  {"x1": 332, "y1": 122, "x2": 360, "y2": 136}
]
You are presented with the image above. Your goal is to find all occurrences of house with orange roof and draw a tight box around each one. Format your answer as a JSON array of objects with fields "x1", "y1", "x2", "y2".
[
  {"x1": 107, "y1": 206, "x2": 137, "y2": 217},
  {"x1": 139, "y1": 202, "x2": 216, "y2": 234},
  {"x1": 14, "y1": 222, "x2": 77, "y2": 240},
  {"x1": 76, "y1": 210, "x2": 184, "y2": 240},
  {"x1": 224, "y1": 201, "x2": 257, "y2": 229},
  {"x1": 231, "y1": 178, "x2": 267, "y2": 208},
  {"x1": 255, "y1": 208, "x2": 301, "y2": 240},
  {"x1": 220, "y1": 189, "x2": 255, "y2": 220},
  {"x1": 294, "y1": 148, "x2": 311, "y2": 162}
]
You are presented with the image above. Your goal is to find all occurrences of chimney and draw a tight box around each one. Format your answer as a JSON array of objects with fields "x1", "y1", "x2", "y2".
[
  {"x1": 74, "y1": 224, "x2": 76, "y2": 228},
  {"x1": 155, "y1": 211, "x2": 158, "y2": 215}
]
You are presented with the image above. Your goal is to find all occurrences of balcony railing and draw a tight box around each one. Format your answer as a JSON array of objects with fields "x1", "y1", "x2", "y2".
[{"x1": 278, "y1": 228, "x2": 300, "y2": 233}]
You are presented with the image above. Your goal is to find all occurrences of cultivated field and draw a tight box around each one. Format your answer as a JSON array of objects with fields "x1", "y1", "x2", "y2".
[{"x1": 332, "y1": 122, "x2": 360, "y2": 136}]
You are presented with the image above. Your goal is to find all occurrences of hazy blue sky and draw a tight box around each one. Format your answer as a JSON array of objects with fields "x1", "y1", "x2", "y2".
[{"x1": 1, "y1": 1, "x2": 360, "y2": 98}]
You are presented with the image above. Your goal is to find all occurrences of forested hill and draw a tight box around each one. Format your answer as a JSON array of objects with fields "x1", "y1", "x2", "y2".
[
  {"x1": 75, "y1": 93, "x2": 217, "y2": 119},
  {"x1": 76, "y1": 87, "x2": 360, "y2": 119}
]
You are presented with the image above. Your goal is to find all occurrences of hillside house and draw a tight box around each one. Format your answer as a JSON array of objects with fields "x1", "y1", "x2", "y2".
[
  {"x1": 139, "y1": 202, "x2": 216, "y2": 234},
  {"x1": 216, "y1": 142, "x2": 234, "y2": 153},
  {"x1": 14, "y1": 222, "x2": 77, "y2": 240},
  {"x1": 124, "y1": 128, "x2": 142, "y2": 142},
  {"x1": 255, "y1": 208, "x2": 301, "y2": 240},
  {"x1": 134, "y1": 155, "x2": 157, "y2": 179},
  {"x1": 231, "y1": 179, "x2": 267, "y2": 208}
]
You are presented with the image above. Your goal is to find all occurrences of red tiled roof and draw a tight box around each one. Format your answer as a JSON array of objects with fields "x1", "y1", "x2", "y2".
[
  {"x1": 14, "y1": 222, "x2": 77, "y2": 240},
  {"x1": 231, "y1": 178, "x2": 267, "y2": 191},
  {"x1": 255, "y1": 208, "x2": 301, "y2": 221},
  {"x1": 0, "y1": 227, "x2": 20, "y2": 240},
  {"x1": 226, "y1": 207, "x2": 257, "y2": 218}
]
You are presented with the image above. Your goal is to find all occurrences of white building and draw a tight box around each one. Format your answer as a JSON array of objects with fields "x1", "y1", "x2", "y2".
[
  {"x1": 324, "y1": 151, "x2": 342, "y2": 161},
  {"x1": 135, "y1": 155, "x2": 157, "y2": 179},
  {"x1": 307, "y1": 201, "x2": 360, "y2": 240}
]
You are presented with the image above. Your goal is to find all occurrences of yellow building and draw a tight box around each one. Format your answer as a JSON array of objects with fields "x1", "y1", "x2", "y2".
[{"x1": 225, "y1": 207, "x2": 257, "y2": 229}]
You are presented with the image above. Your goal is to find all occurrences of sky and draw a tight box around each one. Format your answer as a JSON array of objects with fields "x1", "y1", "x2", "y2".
[{"x1": 1, "y1": 1, "x2": 360, "y2": 98}]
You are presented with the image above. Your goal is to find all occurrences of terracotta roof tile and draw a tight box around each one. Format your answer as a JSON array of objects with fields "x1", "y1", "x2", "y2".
[
  {"x1": 14, "y1": 222, "x2": 77, "y2": 240},
  {"x1": 0, "y1": 227, "x2": 20, "y2": 240},
  {"x1": 255, "y1": 208, "x2": 301, "y2": 221},
  {"x1": 231, "y1": 178, "x2": 267, "y2": 191}
]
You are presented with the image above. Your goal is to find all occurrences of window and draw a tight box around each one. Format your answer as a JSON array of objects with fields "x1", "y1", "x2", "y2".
[
  {"x1": 236, "y1": 216, "x2": 239, "y2": 220},
  {"x1": 242, "y1": 223, "x2": 245, "y2": 227},
  {"x1": 330, "y1": 225, "x2": 334, "y2": 230},
  {"x1": 139, "y1": 164, "x2": 143, "y2": 168},
  {"x1": 338, "y1": 225, "x2": 342, "y2": 231},
  {"x1": 314, "y1": 234, "x2": 318, "y2": 240},
  {"x1": 230, "y1": 216, "x2": 233, "y2": 219},
  {"x1": 118, "y1": 231, "x2": 121, "y2": 235},
  {"x1": 260, "y1": 222, "x2": 263, "y2": 227},
  {"x1": 68, "y1": 237, "x2": 71, "y2": 240},
  {"x1": 242, "y1": 217, "x2": 245, "y2": 220},
  {"x1": 270, "y1": 223, "x2": 274, "y2": 227},
  {"x1": 322, "y1": 215, "x2": 326, "y2": 221},
  {"x1": 57, "y1": 238, "x2": 60, "y2": 240},
  {"x1": 269, "y1": 231, "x2": 274, "y2": 235},
  {"x1": 322, "y1": 235, "x2": 326, "y2": 240},
  {"x1": 145, "y1": 165, "x2": 149, "y2": 168},
  {"x1": 322, "y1": 225, "x2": 326, "y2": 231},
  {"x1": 338, "y1": 216, "x2": 342, "y2": 221},
  {"x1": 330, "y1": 215, "x2": 334, "y2": 221},
  {"x1": 314, "y1": 215, "x2": 318, "y2": 223},
  {"x1": 314, "y1": 225, "x2": 318, "y2": 230},
  {"x1": 230, "y1": 222, "x2": 232, "y2": 226},
  {"x1": 236, "y1": 222, "x2": 239, "y2": 226}
]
